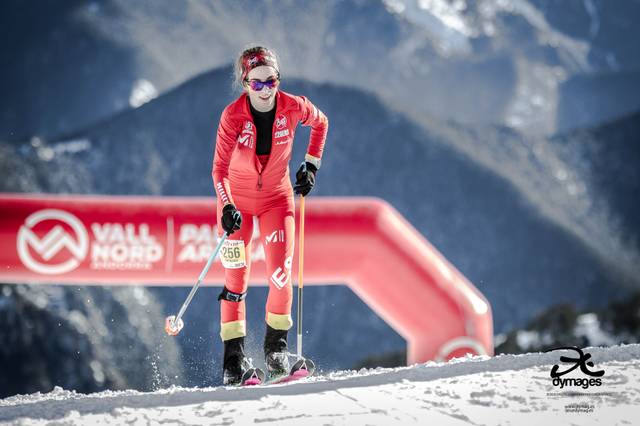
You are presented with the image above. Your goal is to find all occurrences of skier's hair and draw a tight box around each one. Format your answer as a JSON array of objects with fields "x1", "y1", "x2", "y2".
[{"x1": 233, "y1": 45, "x2": 280, "y2": 92}]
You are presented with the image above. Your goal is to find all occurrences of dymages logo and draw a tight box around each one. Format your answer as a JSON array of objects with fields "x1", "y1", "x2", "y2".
[
  {"x1": 17, "y1": 209, "x2": 89, "y2": 275},
  {"x1": 546, "y1": 346, "x2": 604, "y2": 389}
]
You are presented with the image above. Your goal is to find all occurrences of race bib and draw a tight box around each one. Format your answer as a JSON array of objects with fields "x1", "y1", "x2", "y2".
[{"x1": 220, "y1": 239, "x2": 246, "y2": 269}]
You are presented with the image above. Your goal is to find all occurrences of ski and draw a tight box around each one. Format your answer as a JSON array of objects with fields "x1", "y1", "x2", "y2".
[
  {"x1": 268, "y1": 358, "x2": 316, "y2": 385},
  {"x1": 240, "y1": 367, "x2": 265, "y2": 386}
]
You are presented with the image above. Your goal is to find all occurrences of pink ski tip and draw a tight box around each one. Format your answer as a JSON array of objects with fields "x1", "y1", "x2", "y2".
[
  {"x1": 272, "y1": 369, "x2": 310, "y2": 384},
  {"x1": 291, "y1": 370, "x2": 310, "y2": 379}
]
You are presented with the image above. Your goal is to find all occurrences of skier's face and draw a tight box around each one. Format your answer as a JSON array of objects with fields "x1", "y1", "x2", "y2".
[{"x1": 245, "y1": 66, "x2": 279, "y2": 112}]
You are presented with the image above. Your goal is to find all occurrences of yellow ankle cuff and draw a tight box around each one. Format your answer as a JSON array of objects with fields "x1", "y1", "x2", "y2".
[
  {"x1": 266, "y1": 312, "x2": 293, "y2": 330},
  {"x1": 220, "y1": 320, "x2": 246, "y2": 341}
]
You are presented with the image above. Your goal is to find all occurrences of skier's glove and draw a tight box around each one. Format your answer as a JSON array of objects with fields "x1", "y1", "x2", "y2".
[
  {"x1": 221, "y1": 203, "x2": 242, "y2": 234},
  {"x1": 293, "y1": 161, "x2": 317, "y2": 197}
]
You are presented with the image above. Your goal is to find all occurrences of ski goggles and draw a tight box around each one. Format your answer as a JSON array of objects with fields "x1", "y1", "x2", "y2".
[{"x1": 245, "y1": 76, "x2": 280, "y2": 91}]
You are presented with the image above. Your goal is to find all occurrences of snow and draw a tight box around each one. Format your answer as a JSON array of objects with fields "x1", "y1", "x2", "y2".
[
  {"x1": 575, "y1": 313, "x2": 618, "y2": 347},
  {"x1": 382, "y1": 0, "x2": 473, "y2": 56},
  {"x1": 2, "y1": 344, "x2": 638, "y2": 425},
  {"x1": 129, "y1": 79, "x2": 158, "y2": 108}
]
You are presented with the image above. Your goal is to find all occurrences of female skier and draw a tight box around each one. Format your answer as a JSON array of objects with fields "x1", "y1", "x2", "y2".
[{"x1": 212, "y1": 46, "x2": 328, "y2": 385}]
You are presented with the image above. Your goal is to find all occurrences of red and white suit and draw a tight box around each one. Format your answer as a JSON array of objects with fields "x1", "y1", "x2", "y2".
[{"x1": 212, "y1": 90, "x2": 328, "y2": 341}]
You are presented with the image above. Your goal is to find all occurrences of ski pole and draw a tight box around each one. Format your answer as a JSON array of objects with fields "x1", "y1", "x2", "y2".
[
  {"x1": 165, "y1": 230, "x2": 230, "y2": 336},
  {"x1": 296, "y1": 195, "x2": 305, "y2": 358}
]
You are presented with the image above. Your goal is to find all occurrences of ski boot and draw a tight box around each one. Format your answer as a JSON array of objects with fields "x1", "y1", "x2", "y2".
[
  {"x1": 222, "y1": 336, "x2": 263, "y2": 385},
  {"x1": 264, "y1": 324, "x2": 290, "y2": 379}
]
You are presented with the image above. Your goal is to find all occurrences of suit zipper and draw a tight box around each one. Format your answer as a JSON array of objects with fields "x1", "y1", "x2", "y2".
[{"x1": 255, "y1": 99, "x2": 279, "y2": 191}]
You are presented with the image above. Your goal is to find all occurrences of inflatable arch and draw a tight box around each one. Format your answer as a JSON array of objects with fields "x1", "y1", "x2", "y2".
[{"x1": 0, "y1": 194, "x2": 493, "y2": 363}]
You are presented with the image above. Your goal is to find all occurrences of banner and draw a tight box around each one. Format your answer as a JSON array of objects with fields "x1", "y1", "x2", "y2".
[{"x1": 0, "y1": 193, "x2": 493, "y2": 362}]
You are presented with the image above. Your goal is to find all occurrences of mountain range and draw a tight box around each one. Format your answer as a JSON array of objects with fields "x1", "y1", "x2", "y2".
[{"x1": 2, "y1": 0, "x2": 639, "y2": 141}]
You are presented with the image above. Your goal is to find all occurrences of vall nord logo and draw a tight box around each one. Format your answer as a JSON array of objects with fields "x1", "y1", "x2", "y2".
[
  {"x1": 17, "y1": 209, "x2": 164, "y2": 273},
  {"x1": 17, "y1": 209, "x2": 89, "y2": 275}
]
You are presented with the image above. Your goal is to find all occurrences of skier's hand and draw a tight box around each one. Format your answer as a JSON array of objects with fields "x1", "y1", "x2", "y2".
[
  {"x1": 294, "y1": 162, "x2": 317, "y2": 197},
  {"x1": 221, "y1": 204, "x2": 242, "y2": 234}
]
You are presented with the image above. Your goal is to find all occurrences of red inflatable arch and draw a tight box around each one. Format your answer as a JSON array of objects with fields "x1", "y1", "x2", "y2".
[{"x1": 0, "y1": 194, "x2": 493, "y2": 363}]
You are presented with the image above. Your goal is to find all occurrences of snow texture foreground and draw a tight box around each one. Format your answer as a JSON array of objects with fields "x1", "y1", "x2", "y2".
[{"x1": 1, "y1": 344, "x2": 638, "y2": 425}]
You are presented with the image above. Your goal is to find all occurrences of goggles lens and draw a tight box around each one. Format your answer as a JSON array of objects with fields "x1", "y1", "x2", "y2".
[{"x1": 247, "y1": 77, "x2": 279, "y2": 91}]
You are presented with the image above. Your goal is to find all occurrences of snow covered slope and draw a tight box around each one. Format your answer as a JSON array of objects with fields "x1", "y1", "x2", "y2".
[{"x1": 2, "y1": 344, "x2": 638, "y2": 425}]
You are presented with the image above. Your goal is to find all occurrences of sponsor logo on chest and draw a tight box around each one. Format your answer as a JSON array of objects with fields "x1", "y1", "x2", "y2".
[
  {"x1": 238, "y1": 121, "x2": 255, "y2": 148},
  {"x1": 274, "y1": 114, "x2": 291, "y2": 145},
  {"x1": 274, "y1": 129, "x2": 290, "y2": 140},
  {"x1": 275, "y1": 114, "x2": 287, "y2": 129}
]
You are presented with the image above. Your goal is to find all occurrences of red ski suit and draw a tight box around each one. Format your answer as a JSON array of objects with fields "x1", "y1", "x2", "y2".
[{"x1": 212, "y1": 90, "x2": 328, "y2": 341}]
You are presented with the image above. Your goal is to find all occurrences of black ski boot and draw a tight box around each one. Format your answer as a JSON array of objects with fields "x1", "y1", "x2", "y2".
[
  {"x1": 222, "y1": 336, "x2": 252, "y2": 385},
  {"x1": 264, "y1": 324, "x2": 290, "y2": 378}
]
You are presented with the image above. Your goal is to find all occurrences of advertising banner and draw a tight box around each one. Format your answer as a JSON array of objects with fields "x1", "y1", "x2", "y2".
[{"x1": 0, "y1": 193, "x2": 493, "y2": 362}]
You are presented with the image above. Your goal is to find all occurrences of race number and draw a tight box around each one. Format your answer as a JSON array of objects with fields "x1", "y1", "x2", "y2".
[{"x1": 220, "y1": 239, "x2": 246, "y2": 269}]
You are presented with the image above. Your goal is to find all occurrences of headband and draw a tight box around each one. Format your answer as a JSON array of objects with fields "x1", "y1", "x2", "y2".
[{"x1": 241, "y1": 51, "x2": 279, "y2": 82}]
